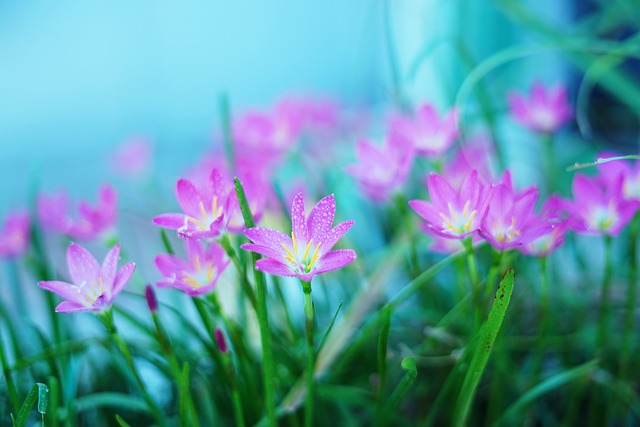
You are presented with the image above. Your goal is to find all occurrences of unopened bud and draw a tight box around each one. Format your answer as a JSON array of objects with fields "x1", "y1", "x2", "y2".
[
  {"x1": 215, "y1": 328, "x2": 228, "y2": 353},
  {"x1": 145, "y1": 285, "x2": 158, "y2": 313}
]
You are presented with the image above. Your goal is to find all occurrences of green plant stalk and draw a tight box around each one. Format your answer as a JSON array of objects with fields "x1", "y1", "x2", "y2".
[
  {"x1": 453, "y1": 269, "x2": 516, "y2": 427},
  {"x1": 376, "y1": 306, "x2": 392, "y2": 405},
  {"x1": 376, "y1": 357, "x2": 417, "y2": 427},
  {"x1": 0, "y1": 328, "x2": 20, "y2": 413},
  {"x1": 219, "y1": 233, "x2": 258, "y2": 310},
  {"x1": 463, "y1": 238, "x2": 482, "y2": 332},
  {"x1": 595, "y1": 236, "x2": 614, "y2": 354},
  {"x1": 301, "y1": 280, "x2": 315, "y2": 427},
  {"x1": 542, "y1": 133, "x2": 555, "y2": 195},
  {"x1": 97, "y1": 310, "x2": 167, "y2": 427},
  {"x1": 234, "y1": 177, "x2": 277, "y2": 427},
  {"x1": 620, "y1": 214, "x2": 639, "y2": 380},
  {"x1": 150, "y1": 311, "x2": 199, "y2": 427},
  {"x1": 531, "y1": 256, "x2": 550, "y2": 387}
]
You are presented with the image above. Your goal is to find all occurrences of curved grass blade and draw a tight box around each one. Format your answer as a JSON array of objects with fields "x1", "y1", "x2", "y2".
[
  {"x1": 115, "y1": 414, "x2": 133, "y2": 427},
  {"x1": 13, "y1": 383, "x2": 48, "y2": 427},
  {"x1": 375, "y1": 357, "x2": 418, "y2": 427},
  {"x1": 453, "y1": 269, "x2": 515, "y2": 427},
  {"x1": 317, "y1": 301, "x2": 344, "y2": 354}
]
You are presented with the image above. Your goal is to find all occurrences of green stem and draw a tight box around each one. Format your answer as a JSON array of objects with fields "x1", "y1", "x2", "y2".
[
  {"x1": 234, "y1": 177, "x2": 277, "y2": 427},
  {"x1": 463, "y1": 238, "x2": 481, "y2": 332},
  {"x1": 150, "y1": 311, "x2": 199, "y2": 427},
  {"x1": 218, "y1": 234, "x2": 258, "y2": 310},
  {"x1": 596, "y1": 236, "x2": 614, "y2": 356},
  {"x1": 541, "y1": 133, "x2": 555, "y2": 195},
  {"x1": 620, "y1": 214, "x2": 639, "y2": 380},
  {"x1": 0, "y1": 327, "x2": 20, "y2": 413},
  {"x1": 301, "y1": 280, "x2": 315, "y2": 427},
  {"x1": 97, "y1": 310, "x2": 167, "y2": 427},
  {"x1": 531, "y1": 256, "x2": 550, "y2": 386}
]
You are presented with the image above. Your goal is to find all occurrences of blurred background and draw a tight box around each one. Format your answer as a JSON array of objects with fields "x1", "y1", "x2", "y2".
[{"x1": 0, "y1": 0, "x2": 578, "y2": 214}]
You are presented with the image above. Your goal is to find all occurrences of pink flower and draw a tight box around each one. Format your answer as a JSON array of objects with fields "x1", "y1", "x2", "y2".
[
  {"x1": 346, "y1": 133, "x2": 414, "y2": 202},
  {"x1": 390, "y1": 103, "x2": 458, "y2": 157},
  {"x1": 153, "y1": 169, "x2": 237, "y2": 240},
  {"x1": 442, "y1": 135, "x2": 496, "y2": 190},
  {"x1": 0, "y1": 211, "x2": 30, "y2": 258},
  {"x1": 563, "y1": 173, "x2": 639, "y2": 236},
  {"x1": 109, "y1": 137, "x2": 153, "y2": 177},
  {"x1": 241, "y1": 193, "x2": 356, "y2": 282},
  {"x1": 520, "y1": 195, "x2": 568, "y2": 257},
  {"x1": 508, "y1": 82, "x2": 572, "y2": 134},
  {"x1": 154, "y1": 240, "x2": 230, "y2": 296},
  {"x1": 38, "y1": 185, "x2": 118, "y2": 241},
  {"x1": 409, "y1": 170, "x2": 493, "y2": 239},
  {"x1": 38, "y1": 243, "x2": 135, "y2": 313},
  {"x1": 479, "y1": 171, "x2": 553, "y2": 251},
  {"x1": 597, "y1": 151, "x2": 640, "y2": 201}
]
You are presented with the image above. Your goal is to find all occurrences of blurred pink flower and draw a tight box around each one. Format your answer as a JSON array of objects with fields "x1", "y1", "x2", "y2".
[
  {"x1": 409, "y1": 170, "x2": 492, "y2": 239},
  {"x1": 520, "y1": 195, "x2": 568, "y2": 257},
  {"x1": 153, "y1": 169, "x2": 237, "y2": 240},
  {"x1": 346, "y1": 133, "x2": 414, "y2": 202},
  {"x1": 479, "y1": 171, "x2": 553, "y2": 251},
  {"x1": 38, "y1": 185, "x2": 118, "y2": 241},
  {"x1": 110, "y1": 138, "x2": 153, "y2": 177},
  {"x1": 563, "y1": 173, "x2": 639, "y2": 236},
  {"x1": 0, "y1": 211, "x2": 30, "y2": 258},
  {"x1": 390, "y1": 103, "x2": 458, "y2": 157},
  {"x1": 241, "y1": 193, "x2": 356, "y2": 282},
  {"x1": 155, "y1": 240, "x2": 230, "y2": 296},
  {"x1": 442, "y1": 135, "x2": 496, "y2": 189},
  {"x1": 597, "y1": 151, "x2": 640, "y2": 201},
  {"x1": 508, "y1": 82, "x2": 572, "y2": 134},
  {"x1": 38, "y1": 243, "x2": 134, "y2": 313}
]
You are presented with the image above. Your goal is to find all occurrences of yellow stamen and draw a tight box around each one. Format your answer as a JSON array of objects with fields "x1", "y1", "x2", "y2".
[
  {"x1": 306, "y1": 242, "x2": 322, "y2": 272},
  {"x1": 282, "y1": 243, "x2": 296, "y2": 264},
  {"x1": 291, "y1": 233, "x2": 299, "y2": 256},
  {"x1": 302, "y1": 239, "x2": 314, "y2": 260}
]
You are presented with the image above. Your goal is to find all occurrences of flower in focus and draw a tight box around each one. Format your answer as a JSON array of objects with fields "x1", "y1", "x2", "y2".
[
  {"x1": 479, "y1": 171, "x2": 553, "y2": 251},
  {"x1": 520, "y1": 195, "x2": 568, "y2": 257},
  {"x1": 241, "y1": 193, "x2": 356, "y2": 282},
  {"x1": 153, "y1": 169, "x2": 236, "y2": 240},
  {"x1": 38, "y1": 243, "x2": 135, "y2": 313},
  {"x1": 0, "y1": 211, "x2": 30, "y2": 258},
  {"x1": 508, "y1": 82, "x2": 572, "y2": 134},
  {"x1": 38, "y1": 185, "x2": 118, "y2": 241},
  {"x1": 563, "y1": 173, "x2": 639, "y2": 236},
  {"x1": 390, "y1": 103, "x2": 458, "y2": 157},
  {"x1": 409, "y1": 170, "x2": 492, "y2": 239},
  {"x1": 346, "y1": 133, "x2": 414, "y2": 202},
  {"x1": 110, "y1": 137, "x2": 153, "y2": 177},
  {"x1": 155, "y1": 240, "x2": 230, "y2": 296}
]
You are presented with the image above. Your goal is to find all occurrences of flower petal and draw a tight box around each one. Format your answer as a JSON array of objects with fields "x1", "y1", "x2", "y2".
[
  {"x1": 427, "y1": 173, "x2": 458, "y2": 209},
  {"x1": 153, "y1": 213, "x2": 186, "y2": 230},
  {"x1": 318, "y1": 220, "x2": 354, "y2": 253},
  {"x1": 315, "y1": 249, "x2": 357, "y2": 275},
  {"x1": 307, "y1": 194, "x2": 336, "y2": 243},
  {"x1": 291, "y1": 193, "x2": 309, "y2": 243},
  {"x1": 177, "y1": 179, "x2": 204, "y2": 217},
  {"x1": 112, "y1": 262, "x2": 135, "y2": 299},
  {"x1": 254, "y1": 258, "x2": 296, "y2": 277},
  {"x1": 55, "y1": 301, "x2": 92, "y2": 313},
  {"x1": 240, "y1": 243, "x2": 287, "y2": 262},
  {"x1": 101, "y1": 244, "x2": 121, "y2": 288},
  {"x1": 67, "y1": 243, "x2": 101, "y2": 287},
  {"x1": 245, "y1": 227, "x2": 292, "y2": 251},
  {"x1": 38, "y1": 280, "x2": 85, "y2": 304}
]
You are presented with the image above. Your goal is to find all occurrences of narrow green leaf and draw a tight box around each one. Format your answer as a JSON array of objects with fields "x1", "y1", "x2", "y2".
[
  {"x1": 377, "y1": 306, "x2": 392, "y2": 397},
  {"x1": 115, "y1": 414, "x2": 133, "y2": 427},
  {"x1": 179, "y1": 362, "x2": 191, "y2": 425},
  {"x1": 317, "y1": 301, "x2": 344, "y2": 354},
  {"x1": 46, "y1": 376, "x2": 60, "y2": 427},
  {"x1": 72, "y1": 392, "x2": 150, "y2": 413},
  {"x1": 160, "y1": 229, "x2": 176, "y2": 255},
  {"x1": 453, "y1": 269, "x2": 515, "y2": 427},
  {"x1": 494, "y1": 359, "x2": 598, "y2": 426},
  {"x1": 376, "y1": 357, "x2": 418, "y2": 427},
  {"x1": 14, "y1": 383, "x2": 48, "y2": 427}
]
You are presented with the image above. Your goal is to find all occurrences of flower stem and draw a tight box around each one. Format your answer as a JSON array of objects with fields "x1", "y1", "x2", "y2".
[
  {"x1": 531, "y1": 256, "x2": 550, "y2": 387},
  {"x1": 541, "y1": 132, "x2": 555, "y2": 195},
  {"x1": 463, "y1": 237, "x2": 481, "y2": 332},
  {"x1": 234, "y1": 177, "x2": 277, "y2": 427},
  {"x1": 97, "y1": 310, "x2": 167, "y2": 427},
  {"x1": 620, "y1": 214, "x2": 638, "y2": 380},
  {"x1": 301, "y1": 280, "x2": 315, "y2": 427},
  {"x1": 219, "y1": 233, "x2": 258, "y2": 310},
  {"x1": 595, "y1": 235, "x2": 614, "y2": 355}
]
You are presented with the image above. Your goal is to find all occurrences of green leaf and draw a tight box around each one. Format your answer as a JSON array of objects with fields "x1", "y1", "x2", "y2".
[
  {"x1": 375, "y1": 357, "x2": 418, "y2": 427},
  {"x1": 115, "y1": 414, "x2": 133, "y2": 427},
  {"x1": 317, "y1": 301, "x2": 344, "y2": 354},
  {"x1": 14, "y1": 383, "x2": 48, "y2": 427},
  {"x1": 453, "y1": 269, "x2": 515, "y2": 427},
  {"x1": 160, "y1": 229, "x2": 176, "y2": 255}
]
